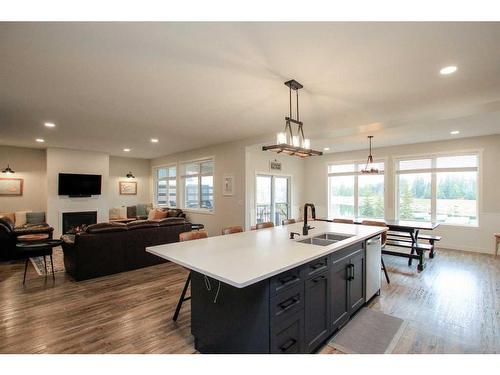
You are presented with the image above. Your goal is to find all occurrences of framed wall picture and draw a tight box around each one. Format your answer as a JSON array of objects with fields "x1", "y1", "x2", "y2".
[
  {"x1": 0, "y1": 178, "x2": 23, "y2": 196},
  {"x1": 223, "y1": 174, "x2": 235, "y2": 196},
  {"x1": 119, "y1": 181, "x2": 137, "y2": 195}
]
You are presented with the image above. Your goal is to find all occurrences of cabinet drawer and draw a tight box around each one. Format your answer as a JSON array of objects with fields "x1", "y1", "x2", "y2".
[
  {"x1": 270, "y1": 284, "x2": 304, "y2": 323},
  {"x1": 330, "y1": 242, "x2": 364, "y2": 264},
  {"x1": 270, "y1": 268, "x2": 302, "y2": 295},
  {"x1": 270, "y1": 311, "x2": 304, "y2": 354},
  {"x1": 303, "y1": 256, "x2": 328, "y2": 278}
]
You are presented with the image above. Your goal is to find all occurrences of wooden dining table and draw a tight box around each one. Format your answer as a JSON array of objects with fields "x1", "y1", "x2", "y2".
[
  {"x1": 316, "y1": 217, "x2": 439, "y2": 271},
  {"x1": 355, "y1": 219, "x2": 440, "y2": 271}
]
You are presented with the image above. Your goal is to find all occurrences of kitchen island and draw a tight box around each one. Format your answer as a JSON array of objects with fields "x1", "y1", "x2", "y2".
[{"x1": 147, "y1": 221, "x2": 386, "y2": 354}]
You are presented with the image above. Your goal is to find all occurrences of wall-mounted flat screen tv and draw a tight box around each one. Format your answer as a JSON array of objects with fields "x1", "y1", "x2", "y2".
[{"x1": 58, "y1": 173, "x2": 102, "y2": 197}]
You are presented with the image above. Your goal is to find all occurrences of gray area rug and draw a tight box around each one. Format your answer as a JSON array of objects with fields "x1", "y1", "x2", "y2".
[{"x1": 328, "y1": 307, "x2": 407, "y2": 354}]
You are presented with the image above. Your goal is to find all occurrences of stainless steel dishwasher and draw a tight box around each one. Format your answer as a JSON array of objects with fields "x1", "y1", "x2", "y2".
[{"x1": 366, "y1": 235, "x2": 382, "y2": 300}]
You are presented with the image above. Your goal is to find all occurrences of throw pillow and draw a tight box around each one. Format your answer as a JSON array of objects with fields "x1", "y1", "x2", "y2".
[
  {"x1": 109, "y1": 207, "x2": 123, "y2": 220},
  {"x1": 0, "y1": 212, "x2": 16, "y2": 225},
  {"x1": 14, "y1": 211, "x2": 31, "y2": 228},
  {"x1": 147, "y1": 208, "x2": 167, "y2": 220},
  {"x1": 126, "y1": 205, "x2": 137, "y2": 219},
  {"x1": 26, "y1": 211, "x2": 46, "y2": 225},
  {"x1": 136, "y1": 204, "x2": 148, "y2": 217},
  {"x1": 118, "y1": 206, "x2": 127, "y2": 219}
]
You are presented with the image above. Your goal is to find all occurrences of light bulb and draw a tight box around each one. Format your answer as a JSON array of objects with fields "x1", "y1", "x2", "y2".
[
  {"x1": 292, "y1": 135, "x2": 300, "y2": 147},
  {"x1": 302, "y1": 138, "x2": 310, "y2": 149},
  {"x1": 276, "y1": 132, "x2": 287, "y2": 144}
]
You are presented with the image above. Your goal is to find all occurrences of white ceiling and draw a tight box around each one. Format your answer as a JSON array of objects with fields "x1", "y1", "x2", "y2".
[{"x1": 1, "y1": 22, "x2": 500, "y2": 158}]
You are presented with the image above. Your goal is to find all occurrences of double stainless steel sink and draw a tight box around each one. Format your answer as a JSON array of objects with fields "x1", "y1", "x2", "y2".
[{"x1": 297, "y1": 233, "x2": 353, "y2": 246}]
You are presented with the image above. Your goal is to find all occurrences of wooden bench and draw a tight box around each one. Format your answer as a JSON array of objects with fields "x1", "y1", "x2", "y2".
[
  {"x1": 387, "y1": 231, "x2": 441, "y2": 258},
  {"x1": 384, "y1": 240, "x2": 434, "y2": 271}
]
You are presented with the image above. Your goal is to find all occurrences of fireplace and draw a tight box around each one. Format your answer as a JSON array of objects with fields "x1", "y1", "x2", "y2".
[{"x1": 62, "y1": 211, "x2": 97, "y2": 234}]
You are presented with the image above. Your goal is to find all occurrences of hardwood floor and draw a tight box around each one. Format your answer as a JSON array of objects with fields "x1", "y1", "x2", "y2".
[{"x1": 1, "y1": 248, "x2": 499, "y2": 353}]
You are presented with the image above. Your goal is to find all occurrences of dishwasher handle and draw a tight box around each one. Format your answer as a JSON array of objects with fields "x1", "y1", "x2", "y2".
[{"x1": 366, "y1": 235, "x2": 381, "y2": 245}]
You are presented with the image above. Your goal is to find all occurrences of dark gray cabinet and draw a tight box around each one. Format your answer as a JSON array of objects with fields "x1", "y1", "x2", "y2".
[
  {"x1": 304, "y1": 270, "x2": 330, "y2": 352},
  {"x1": 330, "y1": 245, "x2": 366, "y2": 333},
  {"x1": 348, "y1": 249, "x2": 365, "y2": 313},
  {"x1": 191, "y1": 240, "x2": 367, "y2": 354},
  {"x1": 330, "y1": 255, "x2": 351, "y2": 332}
]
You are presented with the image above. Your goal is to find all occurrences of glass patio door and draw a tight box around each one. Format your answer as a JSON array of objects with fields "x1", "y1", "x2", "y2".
[{"x1": 256, "y1": 175, "x2": 290, "y2": 226}]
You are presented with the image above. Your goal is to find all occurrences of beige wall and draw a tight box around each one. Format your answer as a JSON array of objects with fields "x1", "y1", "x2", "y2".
[
  {"x1": 1, "y1": 147, "x2": 153, "y2": 234},
  {"x1": 108, "y1": 156, "x2": 151, "y2": 208},
  {"x1": 304, "y1": 134, "x2": 500, "y2": 254},
  {"x1": 245, "y1": 145, "x2": 306, "y2": 228},
  {"x1": 46, "y1": 148, "x2": 110, "y2": 236},
  {"x1": 0, "y1": 146, "x2": 47, "y2": 214},
  {"x1": 151, "y1": 140, "x2": 249, "y2": 236}
]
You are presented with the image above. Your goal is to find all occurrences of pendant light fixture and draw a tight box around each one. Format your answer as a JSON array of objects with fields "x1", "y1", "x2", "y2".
[
  {"x1": 262, "y1": 79, "x2": 322, "y2": 158},
  {"x1": 126, "y1": 171, "x2": 135, "y2": 179},
  {"x1": 361, "y1": 136, "x2": 379, "y2": 174},
  {"x1": 2, "y1": 164, "x2": 15, "y2": 174}
]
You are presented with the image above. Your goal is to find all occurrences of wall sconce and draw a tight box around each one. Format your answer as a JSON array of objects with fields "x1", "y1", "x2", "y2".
[
  {"x1": 2, "y1": 164, "x2": 15, "y2": 174},
  {"x1": 126, "y1": 171, "x2": 135, "y2": 179}
]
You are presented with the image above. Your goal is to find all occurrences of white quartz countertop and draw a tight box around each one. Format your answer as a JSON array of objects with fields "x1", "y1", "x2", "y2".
[{"x1": 146, "y1": 221, "x2": 386, "y2": 288}]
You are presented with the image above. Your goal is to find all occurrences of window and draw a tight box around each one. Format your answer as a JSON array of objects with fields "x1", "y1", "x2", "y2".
[
  {"x1": 328, "y1": 162, "x2": 385, "y2": 219},
  {"x1": 256, "y1": 175, "x2": 290, "y2": 225},
  {"x1": 396, "y1": 154, "x2": 478, "y2": 226},
  {"x1": 154, "y1": 165, "x2": 176, "y2": 207},
  {"x1": 181, "y1": 159, "x2": 214, "y2": 211}
]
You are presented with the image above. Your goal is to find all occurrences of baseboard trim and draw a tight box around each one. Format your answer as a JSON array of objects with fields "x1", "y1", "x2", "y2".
[{"x1": 436, "y1": 244, "x2": 493, "y2": 255}]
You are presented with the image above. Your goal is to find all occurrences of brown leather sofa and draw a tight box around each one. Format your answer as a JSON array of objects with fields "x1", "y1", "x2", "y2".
[
  {"x1": 110, "y1": 206, "x2": 187, "y2": 223},
  {"x1": 0, "y1": 217, "x2": 54, "y2": 261},
  {"x1": 61, "y1": 218, "x2": 191, "y2": 281}
]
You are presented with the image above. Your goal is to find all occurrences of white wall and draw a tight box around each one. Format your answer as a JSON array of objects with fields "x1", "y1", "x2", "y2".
[
  {"x1": 304, "y1": 134, "x2": 500, "y2": 254},
  {"x1": 108, "y1": 156, "x2": 151, "y2": 208},
  {"x1": 0, "y1": 146, "x2": 47, "y2": 213},
  {"x1": 245, "y1": 145, "x2": 306, "y2": 228},
  {"x1": 46, "y1": 148, "x2": 110, "y2": 236}
]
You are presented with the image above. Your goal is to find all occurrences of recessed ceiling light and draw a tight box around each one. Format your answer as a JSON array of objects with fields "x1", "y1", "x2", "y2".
[
  {"x1": 151, "y1": 138, "x2": 159, "y2": 143},
  {"x1": 36, "y1": 138, "x2": 45, "y2": 143},
  {"x1": 440, "y1": 66, "x2": 457, "y2": 75},
  {"x1": 323, "y1": 147, "x2": 330, "y2": 151},
  {"x1": 123, "y1": 148, "x2": 131, "y2": 152},
  {"x1": 44, "y1": 122, "x2": 56, "y2": 128},
  {"x1": 450, "y1": 130, "x2": 460, "y2": 135}
]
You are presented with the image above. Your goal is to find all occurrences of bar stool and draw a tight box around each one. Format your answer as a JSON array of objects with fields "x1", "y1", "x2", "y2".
[
  {"x1": 221, "y1": 226, "x2": 243, "y2": 235},
  {"x1": 15, "y1": 239, "x2": 62, "y2": 285},
  {"x1": 361, "y1": 220, "x2": 390, "y2": 284},
  {"x1": 332, "y1": 218, "x2": 354, "y2": 224},
  {"x1": 282, "y1": 219, "x2": 296, "y2": 225},
  {"x1": 256, "y1": 222, "x2": 274, "y2": 230},
  {"x1": 173, "y1": 230, "x2": 208, "y2": 321}
]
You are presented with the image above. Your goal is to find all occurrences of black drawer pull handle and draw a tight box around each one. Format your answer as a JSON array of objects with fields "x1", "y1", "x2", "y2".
[
  {"x1": 351, "y1": 264, "x2": 355, "y2": 280},
  {"x1": 278, "y1": 296, "x2": 299, "y2": 311},
  {"x1": 279, "y1": 275, "x2": 298, "y2": 285},
  {"x1": 312, "y1": 275, "x2": 326, "y2": 283},
  {"x1": 311, "y1": 262, "x2": 325, "y2": 270},
  {"x1": 280, "y1": 338, "x2": 297, "y2": 352}
]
